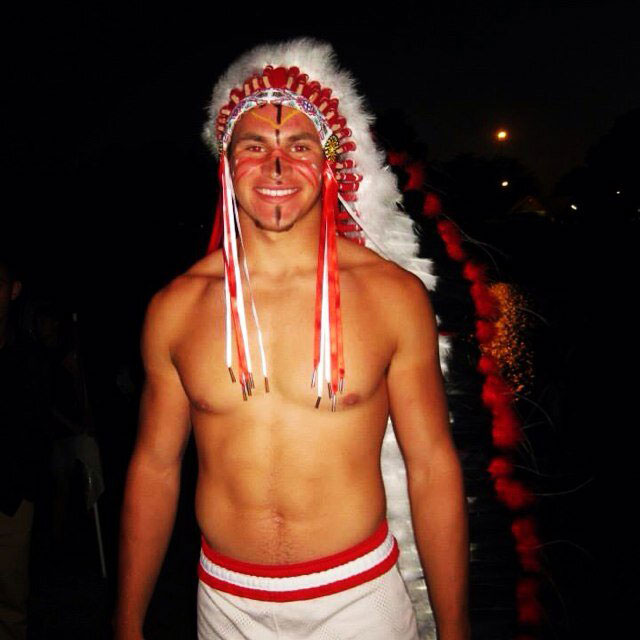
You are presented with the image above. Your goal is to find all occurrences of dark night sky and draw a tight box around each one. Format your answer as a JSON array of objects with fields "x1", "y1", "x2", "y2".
[
  {"x1": 79, "y1": 3, "x2": 637, "y2": 182},
  {"x1": 9, "y1": 2, "x2": 639, "y2": 188},
  {"x1": 4, "y1": 1, "x2": 639, "y2": 293}
]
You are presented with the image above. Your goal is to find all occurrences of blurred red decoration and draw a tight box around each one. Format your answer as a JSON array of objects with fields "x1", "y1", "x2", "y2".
[
  {"x1": 404, "y1": 162, "x2": 425, "y2": 190},
  {"x1": 422, "y1": 192, "x2": 442, "y2": 217}
]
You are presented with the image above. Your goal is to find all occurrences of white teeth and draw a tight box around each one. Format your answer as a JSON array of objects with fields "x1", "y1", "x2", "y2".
[{"x1": 256, "y1": 188, "x2": 297, "y2": 197}]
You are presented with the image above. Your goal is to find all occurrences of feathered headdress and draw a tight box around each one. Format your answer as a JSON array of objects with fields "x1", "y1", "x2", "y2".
[{"x1": 202, "y1": 37, "x2": 447, "y2": 406}]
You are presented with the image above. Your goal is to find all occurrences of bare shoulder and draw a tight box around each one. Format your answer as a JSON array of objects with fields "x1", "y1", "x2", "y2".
[
  {"x1": 339, "y1": 237, "x2": 431, "y2": 311},
  {"x1": 142, "y1": 250, "x2": 225, "y2": 354},
  {"x1": 338, "y1": 238, "x2": 437, "y2": 361},
  {"x1": 153, "y1": 249, "x2": 224, "y2": 306}
]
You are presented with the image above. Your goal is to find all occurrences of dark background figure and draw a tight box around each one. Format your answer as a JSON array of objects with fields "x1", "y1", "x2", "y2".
[
  {"x1": 0, "y1": 256, "x2": 49, "y2": 640},
  {"x1": 31, "y1": 302, "x2": 96, "y2": 549}
]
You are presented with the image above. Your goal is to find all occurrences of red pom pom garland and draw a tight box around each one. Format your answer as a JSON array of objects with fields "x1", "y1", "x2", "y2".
[{"x1": 390, "y1": 150, "x2": 544, "y2": 638}]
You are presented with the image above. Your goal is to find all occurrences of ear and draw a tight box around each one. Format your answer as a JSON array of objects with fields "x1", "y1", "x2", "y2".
[{"x1": 11, "y1": 280, "x2": 22, "y2": 301}]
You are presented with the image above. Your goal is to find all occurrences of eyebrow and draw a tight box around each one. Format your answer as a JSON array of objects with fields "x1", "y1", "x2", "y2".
[
  {"x1": 231, "y1": 131, "x2": 321, "y2": 154},
  {"x1": 235, "y1": 131, "x2": 320, "y2": 144},
  {"x1": 283, "y1": 133, "x2": 321, "y2": 144},
  {"x1": 234, "y1": 133, "x2": 270, "y2": 144}
]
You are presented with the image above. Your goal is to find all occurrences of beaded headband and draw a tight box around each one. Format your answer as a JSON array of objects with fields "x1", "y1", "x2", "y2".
[{"x1": 220, "y1": 88, "x2": 334, "y2": 152}]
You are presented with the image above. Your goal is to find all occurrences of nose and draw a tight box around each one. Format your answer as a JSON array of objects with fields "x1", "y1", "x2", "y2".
[{"x1": 261, "y1": 148, "x2": 290, "y2": 181}]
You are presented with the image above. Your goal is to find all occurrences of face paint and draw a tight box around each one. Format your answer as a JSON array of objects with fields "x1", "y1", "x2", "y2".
[{"x1": 229, "y1": 104, "x2": 324, "y2": 232}]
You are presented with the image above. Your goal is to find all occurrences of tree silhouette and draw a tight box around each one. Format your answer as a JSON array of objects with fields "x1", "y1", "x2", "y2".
[{"x1": 555, "y1": 107, "x2": 639, "y2": 223}]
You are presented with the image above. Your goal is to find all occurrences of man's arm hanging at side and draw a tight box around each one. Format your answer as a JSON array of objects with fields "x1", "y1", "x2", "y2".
[
  {"x1": 386, "y1": 273, "x2": 470, "y2": 640},
  {"x1": 114, "y1": 286, "x2": 192, "y2": 640}
]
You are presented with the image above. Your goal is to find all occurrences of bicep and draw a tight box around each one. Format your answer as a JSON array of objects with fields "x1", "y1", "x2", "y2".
[
  {"x1": 134, "y1": 292, "x2": 191, "y2": 469},
  {"x1": 386, "y1": 276, "x2": 455, "y2": 481}
]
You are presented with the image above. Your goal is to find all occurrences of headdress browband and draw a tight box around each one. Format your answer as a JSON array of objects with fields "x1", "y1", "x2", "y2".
[{"x1": 216, "y1": 67, "x2": 349, "y2": 150}]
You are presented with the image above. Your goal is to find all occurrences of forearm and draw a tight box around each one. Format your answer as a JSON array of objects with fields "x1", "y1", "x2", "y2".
[
  {"x1": 115, "y1": 451, "x2": 182, "y2": 637},
  {"x1": 408, "y1": 448, "x2": 470, "y2": 640}
]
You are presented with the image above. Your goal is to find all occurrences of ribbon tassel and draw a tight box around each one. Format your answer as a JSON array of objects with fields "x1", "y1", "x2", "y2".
[
  {"x1": 218, "y1": 154, "x2": 344, "y2": 408},
  {"x1": 220, "y1": 153, "x2": 270, "y2": 398},
  {"x1": 313, "y1": 159, "x2": 345, "y2": 410}
]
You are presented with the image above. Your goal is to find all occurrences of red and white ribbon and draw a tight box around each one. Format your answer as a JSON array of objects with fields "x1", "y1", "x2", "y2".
[
  {"x1": 220, "y1": 153, "x2": 269, "y2": 396},
  {"x1": 311, "y1": 161, "x2": 345, "y2": 410}
]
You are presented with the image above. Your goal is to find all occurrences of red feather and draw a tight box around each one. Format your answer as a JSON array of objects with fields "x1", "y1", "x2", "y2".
[
  {"x1": 462, "y1": 260, "x2": 487, "y2": 282},
  {"x1": 422, "y1": 192, "x2": 442, "y2": 217},
  {"x1": 512, "y1": 517, "x2": 541, "y2": 571},
  {"x1": 477, "y1": 354, "x2": 499, "y2": 375},
  {"x1": 445, "y1": 242, "x2": 467, "y2": 262},
  {"x1": 494, "y1": 477, "x2": 534, "y2": 509},
  {"x1": 488, "y1": 456, "x2": 513, "y2": 478},
  {"x1": 492, "y1": 405, "x2": 521, "y2": 448},
  {"x1": 404, "y1": 162, "x2": 424, "y2": 190},
  {"x1": 435, "y1": 220, "x2": 468, "y2": 261},
  {"x1": 482, "y1": 374, "x2": 512, "y2": 405},
  {"x1": 516, "y1": 577, "x2": 542, "y2": 624},
  {"x1": 475, "y1": 319, "x2": 496, "y2": 344},
  {"x1": 470, "y1": 281, "x2": 499, "y2": 318},
  {"x1": 386, "y1": 150, "x2": 408, "y2": 166}
]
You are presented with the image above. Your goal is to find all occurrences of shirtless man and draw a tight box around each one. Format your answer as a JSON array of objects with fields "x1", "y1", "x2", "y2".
[{"x1": 115, "y1": 40, "x2": 469, "y2": 640}]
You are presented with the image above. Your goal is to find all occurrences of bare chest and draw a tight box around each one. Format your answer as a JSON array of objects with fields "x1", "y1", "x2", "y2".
[{"x1": 172, "y1": 273, "x2": 393, "y2": 415}]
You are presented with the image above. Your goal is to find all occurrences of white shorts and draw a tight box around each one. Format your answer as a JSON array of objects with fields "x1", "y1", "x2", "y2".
[{"x1": 197, "y1": 520, "x2": 419, "y2": 639}]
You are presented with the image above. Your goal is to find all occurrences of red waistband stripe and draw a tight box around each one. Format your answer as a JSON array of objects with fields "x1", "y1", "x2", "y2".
[{"x1": 198, "y1": 520, "x2": 399, "y2": 602}]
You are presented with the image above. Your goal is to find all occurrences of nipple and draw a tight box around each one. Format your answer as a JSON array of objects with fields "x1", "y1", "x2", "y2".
[{"x1": 342, "y1": 392, "x2": 360, "y2": 407}]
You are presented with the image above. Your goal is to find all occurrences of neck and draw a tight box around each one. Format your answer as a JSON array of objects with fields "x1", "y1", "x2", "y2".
[{"x1": 236, "y1": 201, "x2": 323, "y2": 279}]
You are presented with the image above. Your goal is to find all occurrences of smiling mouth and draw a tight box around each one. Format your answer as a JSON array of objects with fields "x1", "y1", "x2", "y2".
[{"x1": 254, "y1": 187, "x2": 300, "y2": 198}]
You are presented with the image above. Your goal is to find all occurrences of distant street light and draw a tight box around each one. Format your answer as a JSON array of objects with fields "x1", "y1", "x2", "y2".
[
  {"x1": 570, "y1": 204, "x2": 578, "y2": 210},
  {"x1": 501, "y1": 180, "x2": 509, "y2": 187},
  {"x1": 496, "y1": 129, "x2": 509, "y2": 141}
]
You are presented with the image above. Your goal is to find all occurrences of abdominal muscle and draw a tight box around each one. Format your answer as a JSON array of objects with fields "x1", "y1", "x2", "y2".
[{"x1": 192, "y1": 400, "x2": 389, "y2": 565}]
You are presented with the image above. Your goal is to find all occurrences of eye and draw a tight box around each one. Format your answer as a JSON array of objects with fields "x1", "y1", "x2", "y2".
[
  {"x1": 291, "y1": 144, "x2": 310, "y2": 152},
  {"x1": 236, "y1": 143, "x2": 266, "y2": 154}
]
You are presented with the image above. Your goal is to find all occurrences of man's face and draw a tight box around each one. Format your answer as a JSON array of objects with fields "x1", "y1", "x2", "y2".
[{"x1": 229, "y1": 104, "x2": 324, "y2": 232}]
